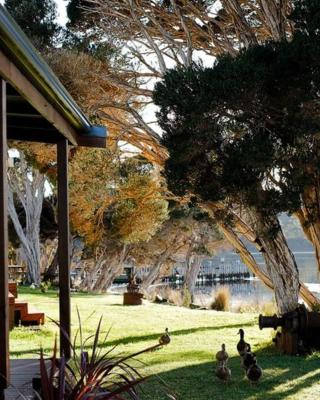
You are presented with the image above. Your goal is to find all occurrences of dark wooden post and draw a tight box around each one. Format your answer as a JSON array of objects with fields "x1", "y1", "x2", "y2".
[
  {"x1": 0, "y1": 79, "x2": 9, "y2": 398},
  {"x1": 57, "y1": 139, "x2": 71, "y2": 359}
]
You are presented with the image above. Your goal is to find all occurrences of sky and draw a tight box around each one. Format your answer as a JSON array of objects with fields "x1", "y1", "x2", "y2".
[{"x1": 55, "y1": 0, "x2": 68, "y2": 25}]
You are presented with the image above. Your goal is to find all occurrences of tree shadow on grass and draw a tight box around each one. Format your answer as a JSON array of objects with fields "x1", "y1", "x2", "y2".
[
  {"x1": 10, "y1": 321, "x2": 256, "y2": 357},
  {"x1": 142, "y1": 346, "x2": 320, "y2": 400}
]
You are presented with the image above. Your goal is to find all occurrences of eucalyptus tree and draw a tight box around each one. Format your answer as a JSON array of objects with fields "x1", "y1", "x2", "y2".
[
  {"x1": 76, "y1": 0, "x2": 320, "y2": 310},
  {"x1": 7, "y1": 153, "x2": 46, "y2": 284},
  {"x1": 4, "y1": 0, "x2": 60, "y2": 48},
  {"x1": 69, "y1": 0, "x2": 293, "y2": 164},
  {"x1": 152, "y1": 25, "x2": 320, "y2": 312},
  {"x1": 130, "y1": 203, "x2": 224, "y2": 307},
  {"x1": 69, "y1": 149, "x2": 169, "y2": 291},
  {"x1": 4, "y1": 0, "x2": 59, "y2": 284}
]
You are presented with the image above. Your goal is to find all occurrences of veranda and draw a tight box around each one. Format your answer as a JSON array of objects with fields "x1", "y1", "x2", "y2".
[{"x1": 0, "y1": 6, "x2": 106, "y2": 398}]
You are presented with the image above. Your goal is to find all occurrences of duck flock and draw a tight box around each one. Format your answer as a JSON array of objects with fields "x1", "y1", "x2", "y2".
[
  {"x1": 157, "y1": 327, "x2": 262, "y2": 384},
  {"x1": 215, "y1": 328, "x2": 262, "y2": 384}
]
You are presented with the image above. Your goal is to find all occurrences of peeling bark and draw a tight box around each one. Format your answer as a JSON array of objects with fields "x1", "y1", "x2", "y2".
[
  {"x1": 182, "y1": 253, "x2": 202, "y2": 303},
  {"x1": 251, "y1": 210, "x2": 300, "y2": 314},
  {"x1": 7, "y1": 154, "x2": 45, "y2": 285},
  {"x1": 296, "y1": 187, "x2": 320, "y2": 271},
  {"x1": 218, "y1": 222, "x2": 319, "y2": 309},
  {"x1": 202, "y1": 196, "x2": 319, "y2": 313}
]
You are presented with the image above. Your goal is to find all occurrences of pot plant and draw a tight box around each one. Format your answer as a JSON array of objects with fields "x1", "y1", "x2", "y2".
[{"x1": 123, "y1": 273, "x2": 144, "y2": 306}]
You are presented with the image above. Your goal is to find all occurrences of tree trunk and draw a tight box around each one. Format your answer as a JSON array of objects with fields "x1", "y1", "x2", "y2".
[
  {"x1": 141, "y1": 248, "x2": 171, "y2": 290},
  {"x1": 296, "y1": 187, "x2": 320, "y2": 271},
  {"x1": 206, "y1": 200, "x2": 301, "y2": 313},
  {"x1": 43, "y1": 236, "x2": 83, "y2": 283},
  {"x1": 218, "y1": 221, "x2": 319, "y2": 309},
  {"x1": 43, "y1": 249, "x2": 58, "y2": 282},
  {"x1": 249, "y1": 210, "x2": 300, "y2": 314},
  {"x1": 92, "y1": 245, "x2": 129, "y2": 292},
  {"x1": 7, "y1": 155, "x2": 45, "y2": 285},
  {"x1": 182, "y1": 254, "x2": 202, "y2": 303}
]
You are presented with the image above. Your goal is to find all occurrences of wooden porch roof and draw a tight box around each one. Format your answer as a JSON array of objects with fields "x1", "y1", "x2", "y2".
[
  {"x1": 0, "y1": 4, "x2": 107, "y2": 147},
  {"x1": 0, "y1": 4, "x2": 108, "y2": 397}
]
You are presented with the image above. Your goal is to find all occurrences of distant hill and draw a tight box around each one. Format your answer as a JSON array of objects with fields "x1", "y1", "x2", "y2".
[
  {"x1": 279, "y1": 213, "x2": 304, "y2": 239},
  {"x1": 241, "y1": 214, "x2": 313, "y2": 253},
  {"x1": 279, "y1": 213, "x2": 313, "y2": 252}
]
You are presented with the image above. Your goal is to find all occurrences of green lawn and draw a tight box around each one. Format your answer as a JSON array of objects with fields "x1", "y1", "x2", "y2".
[{"x1": 10, "y1": 288, "x2": 320, "y2": 400}]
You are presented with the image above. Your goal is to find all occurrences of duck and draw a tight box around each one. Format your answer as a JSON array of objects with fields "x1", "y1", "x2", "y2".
[
  {"x1": 241, "y1": 344, "x2": 256, "y2": 371},
  {"x1": 215, "y1": 360, "x2": 231, "y2": 382},
  {"x1": 237, "y1": 329, "x2": 248, "y2": 356},
  {"x1": 246, "y1": 360, "x2": 262, "y2": 383},
  {"x1": 159, "y1": 328, "x2": 171, "y2": 345},
  {"x1": 216, "y1": 344, "x2": 229, "y2": 364}
]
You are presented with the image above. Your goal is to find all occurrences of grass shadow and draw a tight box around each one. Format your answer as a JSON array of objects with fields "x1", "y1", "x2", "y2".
[
  {"x1": 142, "y1": 347, "x2": 320, "y2": 400},
  {"x1": 10, "y1": 321, "x2": 256, "y2": 357}
]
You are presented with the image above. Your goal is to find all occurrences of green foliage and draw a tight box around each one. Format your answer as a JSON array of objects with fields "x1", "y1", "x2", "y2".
[
  {"x1": 66, "y1": 0, "x2": 93, "y2": 26},
  {"x1": 311, "y1": 302, "x2": 320, "y2": 313},
  {"x1": 64, "y1": 0, "x2": 120, "y2": 62},
  {"x1": 154, "y1": 8, "x2": 320, "y2": 220},
  {"x1": 290, "y1": 0, "x2": 320, "y2": 35},
  {"x1": 4, "y1": 0, "x2": 60, "y2": 48}
]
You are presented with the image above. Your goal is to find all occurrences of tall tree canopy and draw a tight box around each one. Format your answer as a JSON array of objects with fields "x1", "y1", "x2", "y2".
[
  {"x1": 153, "y1": 1, "x2": 320, "y2": 312},
  {"x1": 4, "y1": 0, "x2": 60, "y2": 48}
]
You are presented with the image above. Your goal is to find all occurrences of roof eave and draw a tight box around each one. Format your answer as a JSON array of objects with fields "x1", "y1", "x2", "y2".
[{"x1": 0, "y1": 5, "x2": 107, "y2": 147}]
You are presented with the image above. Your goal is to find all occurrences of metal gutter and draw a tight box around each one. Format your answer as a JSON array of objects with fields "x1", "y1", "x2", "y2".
[{"x1": 0, "y1": 5, "x2": 106, "y2": 140}]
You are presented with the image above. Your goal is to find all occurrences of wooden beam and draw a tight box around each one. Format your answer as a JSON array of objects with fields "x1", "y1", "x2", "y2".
[
  {"x1": 0, "y1": 49, "x2": 78, "y2": 146},
  {"x1": 57, "y1": 139, "x2": 71, "y2": 359},
  {"x1": 0, "y1": 79, "x2": 9, "y2": 397},
  {"x1": 77, "y1": 135, "x2": 106, "y2": 148},
  {"x1": 7, "y1": 128, "x2": 61, "y2": 144}
]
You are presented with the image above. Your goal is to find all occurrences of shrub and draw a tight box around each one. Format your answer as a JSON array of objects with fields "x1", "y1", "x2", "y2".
[
  {"x1": 167, "y1": 288, "x2": 183, "y2": 306},
  {"x1": 210, "y1": 287, "x2": 230, "y2": 311},
  {"x1": 236, "y1": 300, "x2": 276, "y2": 314},
  {"x1": 236, "y1": 302, "x2": 260, "y2": 314},
  {"x1": 145, "y1": 286, "x2": 184, "y2": 307}
]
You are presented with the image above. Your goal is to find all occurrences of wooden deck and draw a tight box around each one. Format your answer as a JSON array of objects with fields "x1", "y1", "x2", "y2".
[{"x1": 5, "y1": 359, "x2": 42, "y2": 399}]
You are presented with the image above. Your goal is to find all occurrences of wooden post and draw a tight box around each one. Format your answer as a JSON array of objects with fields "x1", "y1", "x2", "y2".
[
  {"x1": 57, "y1": 139, "x2": 71, "y2": 359},
  {"x1": 0, "y1": 79, "x2": 9, "y2": 398}
]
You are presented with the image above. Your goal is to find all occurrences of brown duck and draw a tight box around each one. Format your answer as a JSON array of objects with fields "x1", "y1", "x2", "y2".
[
  {"x1": 241, "y1": 344, "x2": 256, "y2": 371},
  {"x1": 216, "y1": 344, "x2": 229, "y2": 364},
  {"x1": 237, "y1": 329, "x2": 248, "y2": 356},
  {"x1": 215, "y1": 360, "x2": 231, "y2": 382},
  {"x1": 159, "y1": 328, "x2": 171, "y2": 345},
  {"x1": 246, "y1": 360, "x2": 262, "y2": 383}
]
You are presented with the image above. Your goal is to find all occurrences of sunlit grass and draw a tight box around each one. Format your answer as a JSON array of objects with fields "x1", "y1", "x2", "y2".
[{"x1": 10, "y1": 287, "x2": 320, "y2": 399}]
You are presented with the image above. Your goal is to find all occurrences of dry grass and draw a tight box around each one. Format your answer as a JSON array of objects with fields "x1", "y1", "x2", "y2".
[
  {"x1": 210, "y1": 287, "x2": 231, "y2": 311},
  {"x1": 167, "y1": 288, "x2": 184, "y2": 306},
  {"x1": 144, "y1": 286, "x2": 184, "y2": 307},
  {"x1": 236, "y1": 300, "x2": 277, "y2": 315}
]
